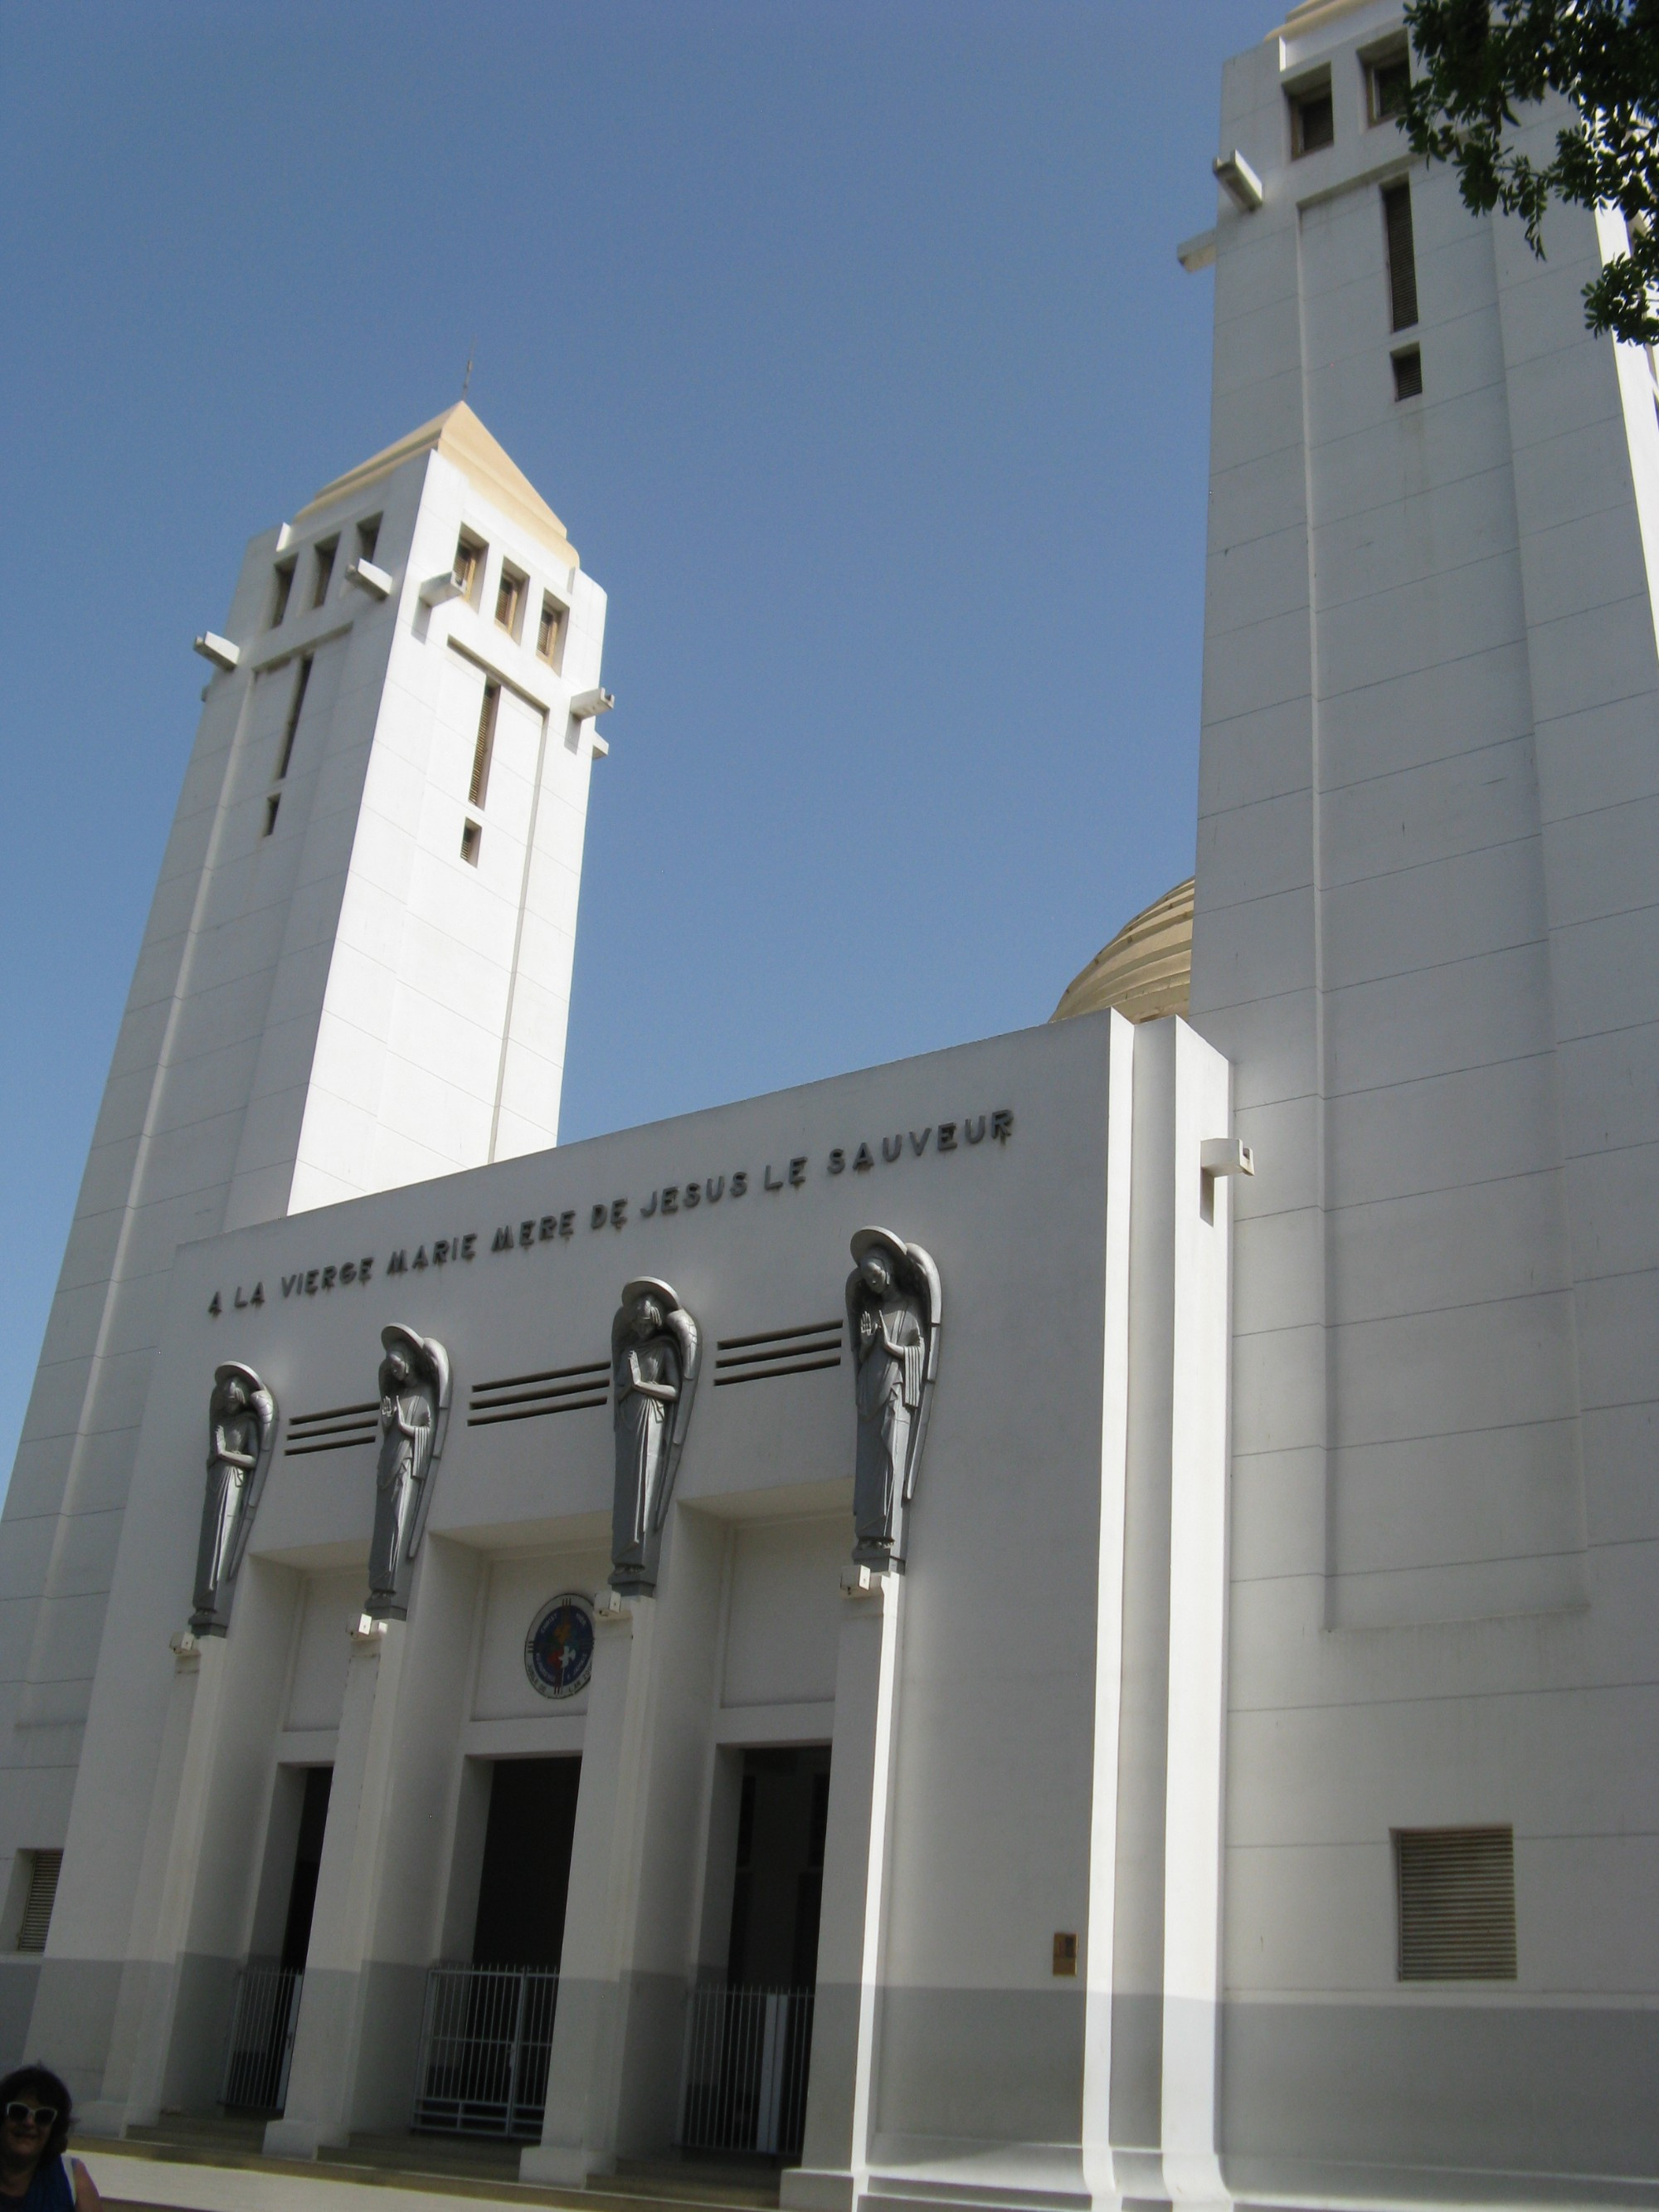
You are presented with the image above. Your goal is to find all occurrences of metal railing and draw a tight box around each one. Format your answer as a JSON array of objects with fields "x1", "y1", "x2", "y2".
[
  {"x1": 222, "y1": 1966, "x2": 304, "y2": 2113},
  {"x1": 413, "y1": 1964, "x2": 560, "y2": 2139},
  {"x1": 679, "y1": 1985, "x2": 815, "y2": 2159}
]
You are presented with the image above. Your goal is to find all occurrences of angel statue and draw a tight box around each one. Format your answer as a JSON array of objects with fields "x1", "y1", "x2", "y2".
[
  {"x1": 610, "y1": 1279, "x2": 701, "y2": 1596},
  {"x1": 365, "y1": 1325, "x2": 451, "y2": 1621},
  {"x1": 846, "y1": 1229, "x2": 941, "y2": 1571},
  {"x1": 191, "y1": 1363, "x2": 278, "y2": 1635}
]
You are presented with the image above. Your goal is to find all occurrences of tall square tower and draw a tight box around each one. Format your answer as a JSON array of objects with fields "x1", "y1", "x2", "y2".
[
  {"x1": 1190, "y1": 0, "x2": 1659, "y2": 1630},
  {"x1": 1183, "y1": 0, "x2": 1659, "y2": 2188},
  {"x1": 0, "y1": 409, "x2": 609, "y2": 1971}
]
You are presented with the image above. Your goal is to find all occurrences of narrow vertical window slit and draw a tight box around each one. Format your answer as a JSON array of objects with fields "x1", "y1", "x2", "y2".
[
  {"x1": 312, "y1": 538, "x2": 338, "y2": 609},
  {"x1": 469, "y1": 681, "x2": 500, "y2": 809},
  {"x1": 275, "y1": 655, "x2": 312, "y2": 782},
  {"x1": 1384, "y1": 181, "x2": 1418, "y2": 331},
  {"x1": 269, "y1": 560, "x2": 294, "y2": 629}
]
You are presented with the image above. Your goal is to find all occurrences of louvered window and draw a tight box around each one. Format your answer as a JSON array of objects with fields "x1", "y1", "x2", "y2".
[
  {"x1": 469, "y1": 681, "x2": 500, "y2": 810},
  {"x1": 1288, "y1": 73, "x2": 1334, "y2": 158},
  {"x1": 16, "y1": 1849, "x2": 61, "y2": 1952},
  {"x1": 1383, "y1": 182, "x2": 1419, "y2": 331},
  {"x1": 1394, "y1": 1826, "x2": 1516, "y2": 1981}
]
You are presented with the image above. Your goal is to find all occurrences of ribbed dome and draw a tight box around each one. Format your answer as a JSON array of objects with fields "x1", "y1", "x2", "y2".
[{"x1": 1052, "y1": 877, "x2": 1194, "y2": 1025}]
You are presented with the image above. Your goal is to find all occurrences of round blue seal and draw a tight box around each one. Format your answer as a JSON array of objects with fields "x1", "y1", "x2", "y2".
[{"x1": 524, "y1": 1594, "x2": 595, "y2": 1700}]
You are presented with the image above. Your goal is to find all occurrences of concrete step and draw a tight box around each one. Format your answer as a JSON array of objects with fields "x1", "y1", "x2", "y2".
[
  {"x1": 90, "y1": 2125, "x2": 784, "y2": 2212},
  {"x1": 611, "y1": 2161, "x2": 781, "y2": 2208}
]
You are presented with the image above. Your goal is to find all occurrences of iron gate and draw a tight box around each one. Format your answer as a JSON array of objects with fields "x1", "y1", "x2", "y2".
[
  {"x1": 222, "y1": 1966, "x2": 304, "y2": 2112},
  {"x1": 679, "y1": 1985, "x2": 815, "y2": 2159},
  {"x1": 412, "y1": 1964, "x2": 560, "y2": 2138}
]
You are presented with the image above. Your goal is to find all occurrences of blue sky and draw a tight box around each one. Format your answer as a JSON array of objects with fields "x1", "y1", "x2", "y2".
[{"x1": 0, "y1": 0, "x2": 1268, "y2": 1487}]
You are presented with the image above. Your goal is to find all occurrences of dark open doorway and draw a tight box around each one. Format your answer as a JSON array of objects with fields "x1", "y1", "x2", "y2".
[
  {"x1": 681, "y1": 1744, "x2": 830, "y2": 2163},
  {"x1": 224, "y1": 1763, "x2": 332, "y2": 2114},
  {"x1": 472, "y1": 1755, "x2": 581, "y2": 1967},
  {"x1": 281, "y1": 1764, "x2": 332, "y2": 1971},
  {"x1": 727, "y1": 1747, "x2": 831, "y2": 1990},
  {"x1": 414, "y1": 1755, "x2": 581, "y2": 2140}
]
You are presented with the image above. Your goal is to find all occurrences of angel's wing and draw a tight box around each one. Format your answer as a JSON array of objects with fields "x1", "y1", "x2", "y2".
[
  {"x1": 652, "y1": 1305, "x2": 702, "y2": 1529},
  {"x1": 424, "y1": 1334, "x2": 453, "y2": 1438},
  {"x1": 900, "y1": 1243, "x2": 942, "y2": 1506},
  {"x1": 668, "y1": 1303, "x2": 701, "y2": 1459},
  {"x1": 611, "y1": 1300, "x2": 634, "y2": 1408},
  {"x1": 407, "y1": 1333, "x2": 453, "y2": 1558},
  {"x1": 905, "y1": 1244, "x2": 942, "y2": 1370},
  {"x1": 845, "y1": 1264, "x2": 868, "y2": 1359},
  {"x1": 226, "y1": 1381, "x2": 280, "y2": 1583}
]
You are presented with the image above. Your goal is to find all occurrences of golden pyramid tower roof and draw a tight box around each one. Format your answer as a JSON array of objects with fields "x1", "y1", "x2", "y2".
[{"x1": 295, "y1": 402, "x2": 577, "y2": 568}]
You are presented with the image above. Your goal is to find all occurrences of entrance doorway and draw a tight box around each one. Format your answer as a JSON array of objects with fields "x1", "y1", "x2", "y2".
[
  {"x1": 281, "y1": 1765, "x2": 332, "y2": 1969},
  {"x1": 472, "y1": 1756, "x2": 581, "y2": 1966},
  {"x1": 224, "y1": 1764, "x2": 332, "y2": 2113},
  {"x1": 727, "y1": 1747, "x2": 831, "y2": 1989},
  {"x1": 415, "y1": 1756, "x2": 581, "y2": 2140},
  {"x1": 682, "y1": 1745, "x2": 830, "y2": 2161}
]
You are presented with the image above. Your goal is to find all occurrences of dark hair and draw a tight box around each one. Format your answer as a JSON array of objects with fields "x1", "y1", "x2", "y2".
[{"x1": 0, "y1": 2066, "x2": 72, "y2": 2161}]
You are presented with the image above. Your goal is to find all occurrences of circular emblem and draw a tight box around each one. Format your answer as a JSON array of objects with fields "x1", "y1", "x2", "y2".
[{"x1": 524, "y1": 1593, "x2": 595, "y2": 1700}]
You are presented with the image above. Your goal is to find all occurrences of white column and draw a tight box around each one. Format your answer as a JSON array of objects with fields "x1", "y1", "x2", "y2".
[
  {"x1": 264, "y1": 1615, "x2": 406, "y2": 2156},
  {"x1": 75, "y1": 1634, "x2": 226, "y2": 2135},
  {"x1": 1099, "y1": 1018, "x2": 1234, "y2": 2203},
  {"x1": 781, "y1": 1567, "x2": 903, "y2": 2212},
  {"x1": 523, "y1": 1506, "x2": 727, "y2": 2185},
  {"x1": 259, "y1": 1538, "x2": 482, "y2": 2151},
  {"x1": 523, "y1": 1596, "x2": 659, "y2": 2184},
  {"x1": 65, "y1": 1554, "x2": 299, "y2": 2133},
  {"x1": 1081, "y1": 1009, "x2": 1137, "y2": 2207},
  {"x1": 1159, "y1": 1023, "x2": 1233, "y2": 2208}
]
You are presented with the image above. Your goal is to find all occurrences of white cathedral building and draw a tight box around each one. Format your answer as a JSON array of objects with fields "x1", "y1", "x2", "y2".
[{"x1": 3, "y1": 2, "x2": 1658, "y2": 2205}]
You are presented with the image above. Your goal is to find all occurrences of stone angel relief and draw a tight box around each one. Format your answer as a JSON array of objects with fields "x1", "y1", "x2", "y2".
[
  {"x1": 191, "y1": 1362, "x2": 278, "y2": 1636},
  {"x1": 610, "y1": 1279, "x2": 701, "y2": 1596},
  {"x1": 846, "y1": 1228, "x2": 941, "y2": 1571},
  {"x1": 366, "y1": 1324, "x2": 451, "y2": 1621}
]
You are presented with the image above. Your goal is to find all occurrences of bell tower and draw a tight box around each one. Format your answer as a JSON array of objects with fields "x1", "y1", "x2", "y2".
[
  {"x1": 0, "y1": 407, "x2": 611, "y2": 1944},
  {"x1": 1187, "y1": 0, "x2": 1659, "y2": 1631}
]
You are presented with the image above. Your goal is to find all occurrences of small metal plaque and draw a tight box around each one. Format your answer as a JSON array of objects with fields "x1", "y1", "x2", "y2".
[
  {"x1": 1052, "y1": 1932, "x2": 1078, "y2": 1977},
  {"x1": 524, "y1": 1592, "x2": 595, "y2": 1700}
]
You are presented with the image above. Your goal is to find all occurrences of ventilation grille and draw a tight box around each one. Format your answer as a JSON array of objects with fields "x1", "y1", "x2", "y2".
[
  {"x1": 713, "y1": 1321, "x2": 844, "y2": 1387},
  {"x1": 1394, "y1": 1826, "x2": 1516, "y2": 1981},
  {"x1": 16, "y1": 1849, "x2": 61, "y2": 1952},
  {"x1": 468, "y1": 1361, "x2": 609, "y2": 1428},
  {"x1": 284, "y1": 1401, "x2": 378, "y2": 1458}
]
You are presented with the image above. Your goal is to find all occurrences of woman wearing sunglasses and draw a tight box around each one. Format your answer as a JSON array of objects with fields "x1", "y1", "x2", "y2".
[{"x1": 0, "y1": 2068, "x2": 98, "y2": 2211}]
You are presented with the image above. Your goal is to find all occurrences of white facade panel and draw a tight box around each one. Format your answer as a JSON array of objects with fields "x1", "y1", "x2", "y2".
[
  {"x1": 721, "y1": 1522, "x2": 844, "y2": 1713},
  {"x1": 284, "y1": 1573, "x2": 359, "y2": 1735},
  {"x1": 472, "y1": 1552, "x2": 606, "y2": 1723}
]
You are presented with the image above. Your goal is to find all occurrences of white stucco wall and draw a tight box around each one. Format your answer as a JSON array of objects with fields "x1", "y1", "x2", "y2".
[
  {"x1": 1187, "y1": 0, "x2": 1659, "y2": 2195},
  {"x1": 21, "y1": 1012, "x2": 1240, "y2": 2205}
]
